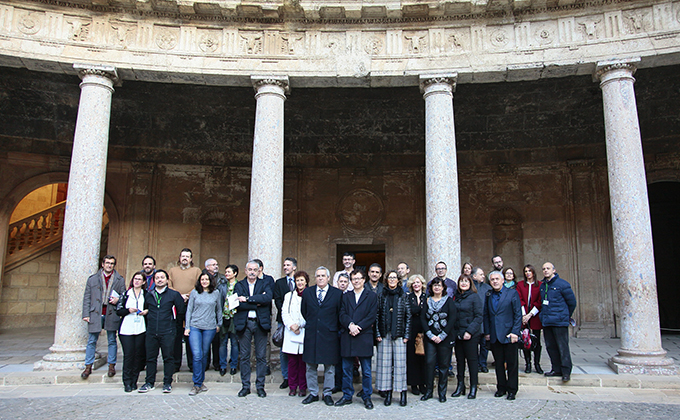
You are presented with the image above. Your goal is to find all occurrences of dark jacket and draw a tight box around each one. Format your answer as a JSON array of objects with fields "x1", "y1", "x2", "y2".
[
  {"x1": 233, "y1": 278, "x2": 273, "y2": 332},
  {"x1": 516, "y1": 280, "x2": 543, "y2": 330},
  {"x1": 407, "y1": 292, "x2": 426, "y2": 335},
  {"x1": 339, "y1": 289, "x2": 378, "y2": 358},
  {"x1": 144, "y1": 287, "x2": 185, "y2": 335},
  {"x1": 453, "y1": 290, "x2": 483, "y2": 338},
  {"x1": 376, "y1": 287, "x2": 411, "y2": 340},
  {"x1": 420, "y1": 296, "x2": 457, "y2": 348},
  {"x1": 82, "y1": 269, "x2": 126, "y2": 333},
  {"x1": 273, "y1": 276, "x2": 294, "y2": 323},
  {"x1": 301, "y1": 285, "x2": 343, "y2": 365},
  {"x1": 539, "y1": 274, "x2": 576, "y2": 327},
  {"x1": 474, "y1": 280, "x2": 492, "y2": 334},
  {"x1": 483, "y1": 287, "x2": 522, "y2": 344}
]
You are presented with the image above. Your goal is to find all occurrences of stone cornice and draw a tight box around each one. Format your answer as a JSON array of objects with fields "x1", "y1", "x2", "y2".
[
  {"x1": 25, "y1": 0, "x2": 641, "y2": 25},
  {"x1": 1, "y1": 1, "x2": 679, "y2": 87}
]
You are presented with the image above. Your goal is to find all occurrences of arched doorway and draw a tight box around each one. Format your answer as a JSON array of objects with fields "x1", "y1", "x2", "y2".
[
  {"x1": 648, "y1": 181, "x2": 680, "y2": 332},
  {"x1": 1, "y1": 181, "x2": 110, "y2": 330}
]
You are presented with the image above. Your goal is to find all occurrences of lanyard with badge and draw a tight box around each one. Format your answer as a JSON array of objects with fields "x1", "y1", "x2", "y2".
[{"x1": 132, "y1": 289, "x2": 143, "y2": 323}]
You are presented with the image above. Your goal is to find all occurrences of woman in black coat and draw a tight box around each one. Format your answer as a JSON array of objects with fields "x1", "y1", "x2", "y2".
[
  {"x1": 420, "y1": 277, "x2": 457, "y2": 403},
  {"x1": 406, "y1": 275, "x2": 427, "y2": 396},
  {"x1": 451, "y1": 275, "x2": 483, "y2": 399}
]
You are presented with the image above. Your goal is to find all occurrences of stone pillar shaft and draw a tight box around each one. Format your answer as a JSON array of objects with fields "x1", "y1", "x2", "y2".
[
  {"x1": 420, "y1": 74, "x2": 461, "y2": 278},
  {"x1": 596, "y1": 59, "x2": 675, "y2": 374},
  {"x1": 36, "y1": 64, "x2": 117, "y2": 370},
  {"x1": 247, "y1": 76, "x2": 288, "y2": 278}
]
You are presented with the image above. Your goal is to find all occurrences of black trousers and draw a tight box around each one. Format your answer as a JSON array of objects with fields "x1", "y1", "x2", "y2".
[
  {"x1": 145, "y1": 332, "x2": 176, "y2": 386},
  {"x1": 238, "y1": 319, "x2": 268, "y2": 390},
  {"x1": 174, "y1": 312, "x2": 192, "y2": 371},
  {"x1": 490, "y1": 341, "x2": 518, "y2": 394},
  {"x1": 543, "y1": 326, "x2": 572, "y2": 375},
  {"x1": 454, "y1": 335, "x2": 479, "y2": 387},
  {"x1": 424, "y1": 340, "x2": 452, "y2": 391},
  {"x1": 120, "y1": 333, "x2": 145, "y2": 387},
  {"x1": 406, "y1": 334, "x2": 426, "y2": 387}
]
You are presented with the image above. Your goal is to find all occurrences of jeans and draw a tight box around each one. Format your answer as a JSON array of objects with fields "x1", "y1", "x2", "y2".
[
  {"x1": 189, "y1": 327, "x2": 217, "y2": 386},
  {"x1": 219, "y1": 330, "x2": 239, "y2": 369},
  {"x1": 342, "y1": 356, "x2": 372, "y2": 400},
  {"x1": 85, "y1": 315, "x2": 118, "y2": 365}
]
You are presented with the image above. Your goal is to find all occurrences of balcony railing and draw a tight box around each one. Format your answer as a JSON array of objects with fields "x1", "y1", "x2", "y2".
[{"x1": 5, "y1": 202, "x2": 66, "y2": 270}]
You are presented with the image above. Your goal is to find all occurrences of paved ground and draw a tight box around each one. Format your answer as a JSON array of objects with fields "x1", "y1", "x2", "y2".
[
  {"x1": 0, "y1": 382, "x2": 679, "y2": 420},
  {"x1": 1, "y1": 328, "x2": 680, "y2": 419}
]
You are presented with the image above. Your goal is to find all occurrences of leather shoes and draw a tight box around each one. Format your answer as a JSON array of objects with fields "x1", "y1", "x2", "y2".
[
  {"x1": 364, "y1": 398, "x2": 374, "y2": 409},
  {"x1": 334, "y1": 397, "x2": 352, "y2": 406},
  {"x1": 219, "y1": 368, "x2": 227, "y2": 376},
  {"x1": 107, "y1": 364, "x2": 116, "y2": 377},
  {"x1": 411, "y1": 385, "x2": 420, "y2": 396},
  {"x1": 298, "y1": 390, "x2": 306, "y2": 397},
  {"x1": 494, "y1": 390, "x2": 506, "y2": 398},
  {"x1": 507, "y1": 392, "x2": 516, "y2": 400},
  {"x1": 124, "y1": 385, "x2": 132, "y2": 393},
  {"x1": 257, "y1": 388, "x2": 266, "y2": 398},
  {"x1": 279, "y1": 379, "x2": 289, "y2": 389},
  {"x1": 480, "y1": 366, "x2": 489, "y2": 373},
  {"x1": 562, "y1": 374, "x2": 571, "y2": 382},
  {"x1": 323, "y1": 395, "x2": 334, "y2": 406},
  {"x1": 237, "y1": 388, "x2": 250, "y2": 397},
  {"x1": 302, "y1": 394, "x2": 319, "y2": 404},
  {"x1": 544, "y1": 371, "x2": 562, "y2": 377},
  {"x1": 330, "y1": 386, "x2": 342, "y2": 394},
  {"x1": 230, "y1": 368, "x2": 237, "y2": 375},
  {"x1": 289, "y1": 389, "x2": 297, "y2": 396}
]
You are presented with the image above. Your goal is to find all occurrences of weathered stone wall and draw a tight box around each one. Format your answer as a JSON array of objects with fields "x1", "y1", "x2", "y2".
[{"x1": 0, "y1": 248, "x2": 59, "y2": 330}]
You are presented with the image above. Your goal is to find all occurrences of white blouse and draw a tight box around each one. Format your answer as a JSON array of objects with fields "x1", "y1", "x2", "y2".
[{"x1": 119, "y1": 289, "x2": 146, "y2": 336}]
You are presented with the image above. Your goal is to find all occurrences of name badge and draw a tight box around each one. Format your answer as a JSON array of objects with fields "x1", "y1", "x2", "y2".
[{"x1": 543, "y1": 300, "x2": 549, "y2": 305}]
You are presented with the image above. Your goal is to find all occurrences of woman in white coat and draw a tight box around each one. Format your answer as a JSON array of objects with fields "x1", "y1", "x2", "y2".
[{"x1": 282, "y1": 270, "x2": 309, "y2": 397}]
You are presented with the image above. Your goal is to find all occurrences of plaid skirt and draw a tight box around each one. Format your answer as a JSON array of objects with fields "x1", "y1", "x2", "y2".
[{"x1": 375, "y1": 333, "x2": 407, "y2": 391}]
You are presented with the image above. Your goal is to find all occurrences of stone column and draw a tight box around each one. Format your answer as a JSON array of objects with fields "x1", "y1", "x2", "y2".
[
  {"x1": 35, "y1": 64, "x2": 118, "y2": 370},
  {"x1": 247, "y1": 76, "x2": 289, "y2": 278},
  {"x1": 420, "y1": 74, "x2": 461, "y2": 278},
  {"x1": 596, "y1": 59, "x2": 676, "y2": 374}
]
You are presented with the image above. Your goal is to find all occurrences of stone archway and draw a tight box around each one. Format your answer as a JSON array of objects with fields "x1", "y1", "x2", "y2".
[{"x1": 648, "y1": 181, "x2": 680, "y2": 332}]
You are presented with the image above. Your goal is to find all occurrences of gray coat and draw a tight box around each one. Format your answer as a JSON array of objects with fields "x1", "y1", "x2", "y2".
[{"x1": 81, "y1": 269, "x2": 126, "y2": 333}]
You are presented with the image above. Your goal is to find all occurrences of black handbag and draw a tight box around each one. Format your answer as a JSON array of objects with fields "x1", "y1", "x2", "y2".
[{"x1": 272, "y1": 324, "x2": 285, "y2": 347}]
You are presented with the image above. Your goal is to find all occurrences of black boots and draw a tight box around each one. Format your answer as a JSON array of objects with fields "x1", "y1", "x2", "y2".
[
  {"x1": 534, "y1": 346, "x2": 544, "y2": 374},
  {"x1": 451, "y1": 381, "x2": 466, "y2": 397},
  {"x1": 524, "y1": 349, "x2": 532, "y2": 373},
  {"x1": 384, "y1": 391, "x2": 392, "y2": 406},
  {"x1": 400, "y1": 391, "x2": 407, "y2": 406},
  {"x1": 467, "y1": 385, "x2": 477, "y2": 399},
  {"x1": 437, "y1": 370, "x2": 447, "y2": 402},
  {"x1": 420, "y1": 388, "x2": 433, "y2": 401}
]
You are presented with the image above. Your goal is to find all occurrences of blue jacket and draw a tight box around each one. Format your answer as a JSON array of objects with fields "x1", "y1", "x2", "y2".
[
  {"x1": 539, "y1": 274, "x2": 576, "y2": 327},
  {"x1": 483, "y1": 287, "x2": 522, "y2": 344}
]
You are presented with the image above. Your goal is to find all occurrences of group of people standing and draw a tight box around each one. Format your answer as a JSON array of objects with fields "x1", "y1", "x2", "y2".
[{"x1": 80, "y1": 250, "x2": 576, "y2": 407}]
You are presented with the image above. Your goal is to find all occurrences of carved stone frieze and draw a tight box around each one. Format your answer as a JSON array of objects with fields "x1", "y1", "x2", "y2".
[{"x1": 0, "y1": 2, "x2": 679, "y2": 86}]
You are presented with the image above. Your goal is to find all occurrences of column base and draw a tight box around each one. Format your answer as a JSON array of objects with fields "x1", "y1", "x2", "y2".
[
  {"x1": 33, "y1": 344, "x2": 105, "y2": 371},
  {"x1": 608, "y1": 348, "x2": 678, "y2": 375}
]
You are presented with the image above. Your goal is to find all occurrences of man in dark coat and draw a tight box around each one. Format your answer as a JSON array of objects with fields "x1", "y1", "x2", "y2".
[
  {"x1": 484, "y1": 270, "x2": 522, "y2": 400},
  {"x1": 234, "y1": 260, "x2": 273, "y2": 397},
  {"x1": 540, "y1": 262, "x2": 577, "y2": 382},
  {"x1": 300, "y1": 266, "x2": 342, "y2": 406},
  {"x1": 81, "y1": 254, "x2": 126, "y2": 379},
  {"x1": 334, "y1": 269, "x2": 378, "y2": 409}
]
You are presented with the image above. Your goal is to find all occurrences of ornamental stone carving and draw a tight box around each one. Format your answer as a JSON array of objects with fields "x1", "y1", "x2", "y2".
[
  {"x1": 240, "y1": 31, "x2": 262, "y2": 54},
  {"x1": 199, "y1": 31, "x2": 220, "y2": 53},
  {"x1": 17, "y1": 11, "x2": 41, "y2": 35},
  {"x1": 489, "y1": 28, "x2": 509, "y2": 48},
  {"x1": 110, "y1": 20, "x2": 135, "y2": 47},
  {"x1": 338, "y1": 189, "x2": 385, "y2": 234},
  {"x1": 155, "y1": 27, "x2": 179, "y2": 50},
  {"x1": 364, "y1": 35, "x2": 384, "y2": 56},
  {"x1": 65, "y1": 17, "x2": 90, "y2": 41}
]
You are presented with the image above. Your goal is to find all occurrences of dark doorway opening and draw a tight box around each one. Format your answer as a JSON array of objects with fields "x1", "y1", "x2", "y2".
[
  {"x1": 649, "y1": 181, "x2": 680, "y2": 332},
  {"x1": 336, "y1": 244, "x2": 386, "y2": 274}
]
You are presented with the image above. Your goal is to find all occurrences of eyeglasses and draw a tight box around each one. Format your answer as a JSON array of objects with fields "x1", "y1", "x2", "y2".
[{"x1": 387, "y1": 276, "x2": 398, "y2": 280}]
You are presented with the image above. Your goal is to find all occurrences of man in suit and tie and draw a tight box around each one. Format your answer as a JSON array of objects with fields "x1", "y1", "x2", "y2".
[
  {"x1": 273, "y1": 257, "x2": 298, "y2": 389},
  {"x1": 300, "y1": 266, "x2": 343, "y2": 406},
  {"x1": 334, "y1": 269, "x2": 378, "y2": 409},
  {"x1": 234, "y1": 260, "x2": 273, "y2": 398},
  {"x1": 484, "y1": 270, "x2": 522, "y2": 400}
]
